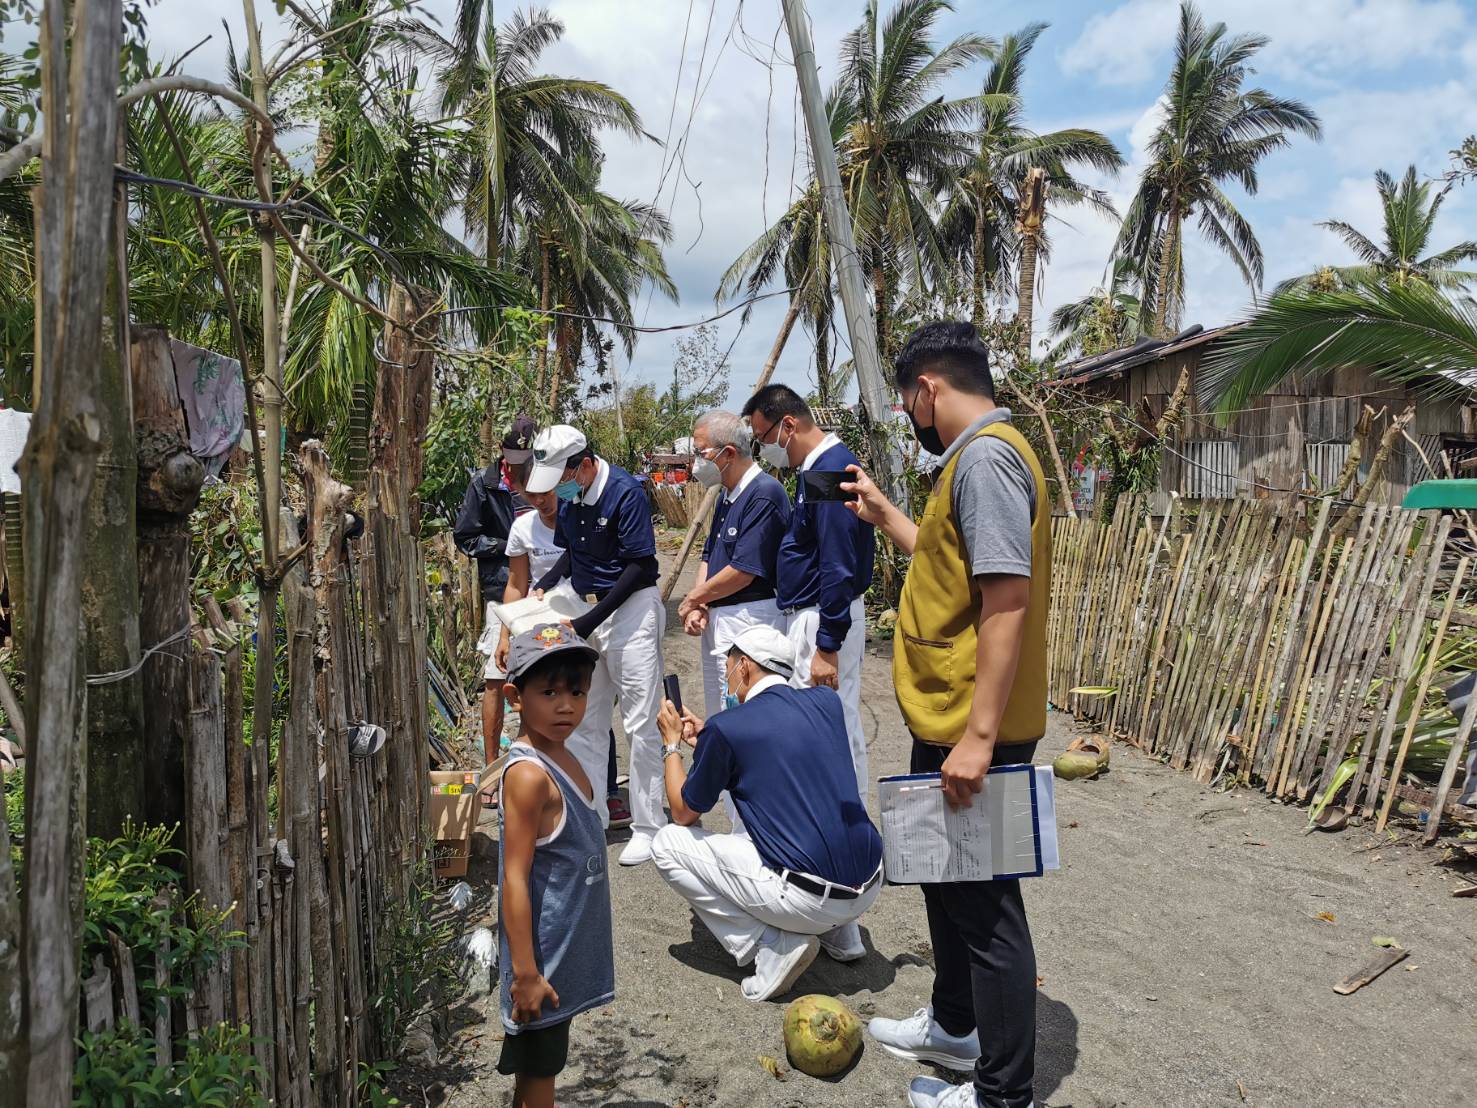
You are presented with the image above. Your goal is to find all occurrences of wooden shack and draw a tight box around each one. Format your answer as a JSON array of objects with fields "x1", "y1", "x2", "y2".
[{"x1": 1055, "y1": 325, "x2": 1477, "y2": 513}]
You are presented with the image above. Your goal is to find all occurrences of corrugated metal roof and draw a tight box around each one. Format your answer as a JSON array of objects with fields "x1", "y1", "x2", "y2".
[{"x1": 1054, "y1": 324, "x2": 1240, "y2": 386}]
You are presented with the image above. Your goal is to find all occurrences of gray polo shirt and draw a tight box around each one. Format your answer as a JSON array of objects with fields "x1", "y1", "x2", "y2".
[{"x1": 933, "y1": 408, "x2": 1035, "y2": 578}]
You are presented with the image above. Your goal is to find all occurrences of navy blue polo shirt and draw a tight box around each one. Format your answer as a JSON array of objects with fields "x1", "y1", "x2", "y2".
[
  {"x1": 682, "y1": 682, "x2": 882, "y2": 887},
  {"x1": 775, "y1": 439, "x2": 875, "y2": 652},
  {"x1": 554, "y1": 459, "x2": 657, "y2": 595},
  {"x1": 700, "y1": 468, "x2": 791, "y2": 608}
]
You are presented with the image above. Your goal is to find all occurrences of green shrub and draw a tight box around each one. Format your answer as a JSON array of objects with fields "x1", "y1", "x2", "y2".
[{"x1": 73, "y1": 1020, "x2": 268, "y2": 1108}]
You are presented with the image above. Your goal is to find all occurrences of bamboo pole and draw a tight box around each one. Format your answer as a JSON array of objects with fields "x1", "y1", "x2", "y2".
[{"x1": 1376, "y1": 557, "x2": 1470, "y2": 833}]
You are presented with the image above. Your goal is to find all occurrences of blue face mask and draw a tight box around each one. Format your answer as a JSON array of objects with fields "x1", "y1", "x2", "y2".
[
  {"x1": 555, "y1": 478, "x2": 581, "y2": 502},
  {"x1": 723, "y1": 693, "x2": 740, "y2": 711}
]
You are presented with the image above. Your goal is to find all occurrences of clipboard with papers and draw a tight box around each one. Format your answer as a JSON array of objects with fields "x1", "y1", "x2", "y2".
[{"x1": 876, "y1": 764, "x2": 1059, "y2": 884}]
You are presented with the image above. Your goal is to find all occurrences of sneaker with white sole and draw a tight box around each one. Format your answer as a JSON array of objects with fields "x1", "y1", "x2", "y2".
[
  {"x1": 740, "y1": 929, "x2": 820, "y2": 1001},
  {"x1": 617, "y1": 831, "x2": 654, "y2": 866},
  {"x1": 867, "y1": 1006, "x2": 980, "y2": 1072},
  {"x1": 819, "y1": 920, "x2": 866, "y2": 962},
  {"x1": 907, "y1": 1076, "x2": 979, "y2": 1108}
]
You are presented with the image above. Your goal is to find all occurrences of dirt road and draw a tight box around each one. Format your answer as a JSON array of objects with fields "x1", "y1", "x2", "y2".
[{"x1": 437, "y1": 546, "x2": 1477, "y2": 1108}]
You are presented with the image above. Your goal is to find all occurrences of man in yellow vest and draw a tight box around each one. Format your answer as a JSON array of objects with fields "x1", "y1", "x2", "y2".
[{"x1": 844, "y1": 321, "x2": 1050, "y2": 1108}]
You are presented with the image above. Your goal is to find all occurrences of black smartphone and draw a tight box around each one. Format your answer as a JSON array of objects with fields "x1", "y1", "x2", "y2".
[
  {"x1": 801, "y1": 469, "x2": 858, "y2": 503},
  {"x1": 662, "y1": 673, "x2": 683, "y2": 715}
]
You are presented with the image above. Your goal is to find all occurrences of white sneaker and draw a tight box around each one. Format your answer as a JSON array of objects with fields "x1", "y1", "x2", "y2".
[
  {"x1": 618, "y1": 832, "x2": 654, "y2": 866},
  {"x1": 907, "y1": 1077, "x2": 979, "y2": 1107},
  {"x1": 819, "y1": 920, "x2": 866, "y2": 962},
  {"x1": 740, "y1": 929, "x2": 820, "y2": 1001},
  {"x1": 867, "y1": 1006, "x2": 979, "y2": 1072}
]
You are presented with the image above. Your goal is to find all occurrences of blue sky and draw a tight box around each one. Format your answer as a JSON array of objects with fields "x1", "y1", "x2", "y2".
[{"x1": 147, "y1": 1, "x2": 1477, "y2": 404}]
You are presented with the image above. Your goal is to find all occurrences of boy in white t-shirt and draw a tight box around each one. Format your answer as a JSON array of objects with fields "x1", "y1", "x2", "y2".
[{"x1": 499, "y1": 467, "x2": 633, "y2": 830}]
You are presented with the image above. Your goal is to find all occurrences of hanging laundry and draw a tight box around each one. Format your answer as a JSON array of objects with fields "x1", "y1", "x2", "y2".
[{"x1": 170, "y1": 339, "x2": 245, "y2": 476}]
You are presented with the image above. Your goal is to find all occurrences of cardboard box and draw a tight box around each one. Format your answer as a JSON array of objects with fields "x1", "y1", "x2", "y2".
[{"x1": 429, "y1": 769, "x2": 486, "y2": 880}]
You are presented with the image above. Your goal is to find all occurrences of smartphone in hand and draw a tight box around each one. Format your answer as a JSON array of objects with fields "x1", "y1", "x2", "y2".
[
  {"x1": 662, "y1": 673, "x2": 683, "y2": 715},
  {"x1": 801, "y1": 470, "x2": 858, "y2": 503}
]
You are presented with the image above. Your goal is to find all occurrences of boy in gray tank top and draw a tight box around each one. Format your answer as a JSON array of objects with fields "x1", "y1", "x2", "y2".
[{"x1": 497, "y1": 625, "x2": 615, "y2": 1106}]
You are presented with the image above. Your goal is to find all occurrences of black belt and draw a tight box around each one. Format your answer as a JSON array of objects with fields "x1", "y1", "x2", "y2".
[{"x1": 775, "y1": 864, "x2": 883, "y2": 901}]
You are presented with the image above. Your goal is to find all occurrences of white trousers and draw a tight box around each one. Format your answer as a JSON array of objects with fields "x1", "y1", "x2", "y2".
[
  {"x1": 650, "y1": 824, "x2": 879, "y2": 964},
  {"x1": 568, "y1": 586, "x2": 667, "y2": 836},
  {"x1": 786, "y1": 597, "x2": 868, "y2": 801},
  {"x1": 699, "y1": 598, "x2": 786, "y2": 717}
]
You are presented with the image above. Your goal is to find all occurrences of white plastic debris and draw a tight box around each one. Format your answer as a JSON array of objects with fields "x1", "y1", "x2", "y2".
[
  {"x1": 446, "y1": 880, "x2": 473, "y2": 912},
  {"x1": 464, "y1": 926, "x2": 497, "y2": 970}
]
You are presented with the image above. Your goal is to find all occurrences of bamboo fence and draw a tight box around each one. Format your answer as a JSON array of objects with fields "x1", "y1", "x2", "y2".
[
  {"x1": 70, "y1": 310, "x2": 437, "y2": 1106},
  {"x1": 1049, "y1": 497, "x2": 1474, "y2": 829}
]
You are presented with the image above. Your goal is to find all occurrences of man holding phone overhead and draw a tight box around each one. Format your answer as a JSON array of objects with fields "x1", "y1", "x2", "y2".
[
  {"x1": 677, "y1": 410, "x2": 791, "y2": 718},
  {"x1": 741, "y1": 385, "x2": 874, "y2": 799}
]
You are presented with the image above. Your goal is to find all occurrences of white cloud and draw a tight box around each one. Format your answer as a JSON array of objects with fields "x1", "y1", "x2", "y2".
[{"x1": 1060, "y1": 0, "x2": 1471, "y2": 88}]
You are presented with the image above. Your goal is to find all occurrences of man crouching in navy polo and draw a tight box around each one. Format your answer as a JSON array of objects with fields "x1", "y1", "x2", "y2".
[{"x1": 651, "y1": 625, "x2": 883, "y2": 1001}]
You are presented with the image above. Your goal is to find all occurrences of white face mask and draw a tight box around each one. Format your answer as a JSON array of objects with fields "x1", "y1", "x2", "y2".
[
  {"x1": 692, "y1": 455, "x2": 724, "y2": 488},
  {"x1": 758, "y1": 422, "x2": 792, "y2": 469}
]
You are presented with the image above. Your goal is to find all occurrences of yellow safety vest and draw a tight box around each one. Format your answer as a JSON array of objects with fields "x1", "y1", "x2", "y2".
[{"x1": 892, "y1": 419, "x2": 1051, "y2": 746}]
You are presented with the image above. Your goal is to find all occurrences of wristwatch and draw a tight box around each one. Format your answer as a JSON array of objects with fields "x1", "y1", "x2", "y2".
[{"x1": 662, "y1": 744, "x2": 682, "y2": 760}]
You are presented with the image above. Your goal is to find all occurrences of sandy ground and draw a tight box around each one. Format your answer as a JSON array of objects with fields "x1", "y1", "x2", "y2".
[{"x1": 426, "y1": 544, "x2": 1477, "y2": 1108}]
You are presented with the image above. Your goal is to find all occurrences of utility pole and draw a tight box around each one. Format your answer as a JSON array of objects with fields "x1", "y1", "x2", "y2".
[{"x1": 780, "y1": 0, "x2": 899, "y2": 496}]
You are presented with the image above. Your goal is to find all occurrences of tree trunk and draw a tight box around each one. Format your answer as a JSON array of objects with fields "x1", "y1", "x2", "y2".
[
  {"x1": 1015, "y1": 168, "x2": 1048, "y2": 363},
  {"x1": 972, "y1": 200, "x2": 987, "y2": 328},
  {"x1": 872, "y1": 260, "x2": 889, "y2": 364},
  {"x1": 535, "y1": 241, "x2": 552, "y2": 393},
  {"x1": 17, "y1": 3, "x2": 122, "y2": 1102},
  {"x1": 815, "y1": 315, "x2": 832, "y2": 405},
  {"x1": 132, "y1": 328, "x2": 205, "y2": 833},
  {"x1": 1154, "y1": 197, "x2": 1180, "y2": 338},
  {"x1": 1016, "y1": 389, "x2": 1077, "y2": 519},
  {"x1": 85, "y1": 121, "x2": 145, "y2": 839},
  {"x1": 547, "y1": 314, "x2": 575, "y2": 412}
]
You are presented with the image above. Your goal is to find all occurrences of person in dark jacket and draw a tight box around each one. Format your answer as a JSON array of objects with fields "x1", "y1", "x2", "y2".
[{"x1": 455, "y1": 414, "x2": 536, "y2": 762}]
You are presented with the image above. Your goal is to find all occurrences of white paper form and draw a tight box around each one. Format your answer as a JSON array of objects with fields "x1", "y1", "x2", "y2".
[{"x1": 878, "y1": 764, "x2": 1058, "y2": 884}]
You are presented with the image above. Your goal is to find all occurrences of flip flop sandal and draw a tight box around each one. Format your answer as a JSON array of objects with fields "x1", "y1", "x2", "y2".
[{"x1": 1054, "y1": 736, "x2": 1109, "y2": 780}]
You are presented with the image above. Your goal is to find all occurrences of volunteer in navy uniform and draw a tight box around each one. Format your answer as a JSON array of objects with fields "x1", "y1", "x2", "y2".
[
  {"x1": 525, "y1": 425, "x2": 667, "y2": 866},
  {"x1": 651, "y1": 625, "x2": 883, "y2": 1001},
  {"x1": 455, "y1": 414, "x2": 536, "y2": 763},
  {"x1": 677, "y1": 410, "x2": 791, "y2": 718},
  {"x1": 740, "y1": 385, "x2": 875, "y2": 798}
]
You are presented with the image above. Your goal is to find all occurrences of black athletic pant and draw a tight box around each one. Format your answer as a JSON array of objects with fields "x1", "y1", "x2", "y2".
[{"x1": 910, "y1": 737, "x2": 1039, "y2": 1108}]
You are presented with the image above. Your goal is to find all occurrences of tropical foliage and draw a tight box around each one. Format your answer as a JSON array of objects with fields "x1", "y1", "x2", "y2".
[
  {"x1": 1278, "y1": 165, "x2": 1477, "y2": 292},
  {"x1": 1199, "y1": 279, "x2": 1477, "y2": 414},
  {"x1": 1113, "y1": 1, "x2": 1321, "y2": 336}
]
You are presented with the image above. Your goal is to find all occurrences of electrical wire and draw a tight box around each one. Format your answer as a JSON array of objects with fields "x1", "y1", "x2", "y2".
[
  {"x1": 85, "y1": 624, "x2": 193, "y2": 686},
  {"x1": 435, "y1": 285, "x2": 797, "y2": 334}
]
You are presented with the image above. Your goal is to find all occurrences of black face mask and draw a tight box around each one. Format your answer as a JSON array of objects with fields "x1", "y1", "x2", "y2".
[{"x1": 906, "y1": 386, "x2": 946, "y2": 457}]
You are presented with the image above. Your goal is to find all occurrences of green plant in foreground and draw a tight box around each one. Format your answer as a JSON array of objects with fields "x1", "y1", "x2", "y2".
[
  {"x1": 371, "y1": 862, "x2": 465, "y2": 1057},
  {"x1": 73, "y1": 1020, "x2": 268, "y2": 1108}
]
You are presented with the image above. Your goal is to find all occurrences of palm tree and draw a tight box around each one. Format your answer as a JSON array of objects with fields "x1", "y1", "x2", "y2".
[
  {"x1": 1199, "y1": 280, "x2": 1477, "y2": 415},
  {"x1": 1048, "y1": 256, "x2": 1147, "y2": 359},
  {"x1": 1116, "y1": 1, "x2": 1321, "y2": 336},
  {"x1": 512, "y1": 155, "x2": 678, "y2": 410},
  {"x1": 936, "y1": 23, "x2": 1123, "y2": 327},
  {"x1": 831, "y1": 0, "x2": 995, "y2": 358},
  {"x1": 436, "y1": 5, "x2": 647, "y2": 261},
  {"x1": 717, "y1": 181, "x2": 837, "y2": 399},
  {"x1": 1277, "y1": 165, "x2": 1477, "y2": 292}
]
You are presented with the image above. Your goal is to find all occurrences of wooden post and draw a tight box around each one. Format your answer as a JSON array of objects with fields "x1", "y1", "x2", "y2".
[
  {"x1": 15, "y1": 2, "x2": 122, "y2": 1102},
  {"x1": 186, "y1": 634, "x2": 229, "y2": 1027},
  {"x1": 84, "y1": 119, "x2": 145, "y2": 838},
  {"x1": 131, "y1": 327, "x2": 205, "y2": 831}
]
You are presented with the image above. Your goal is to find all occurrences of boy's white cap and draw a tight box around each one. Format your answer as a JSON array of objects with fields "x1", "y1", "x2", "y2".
[
  {"x1": 526, "y1": 425, "x2": 588, "y2": 493},
  {"x1": 717, "y1": 624, "x2": 795, "y2": 678}
]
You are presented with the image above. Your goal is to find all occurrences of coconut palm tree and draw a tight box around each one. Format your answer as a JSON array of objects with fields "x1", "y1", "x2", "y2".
[
  {"x1": 512, "y1": 154, "x2": 678, "y2": 410},
  {"x1": 1199, "y1": 280, "x2": 1477, "y2": 415},
  {"x1": 1116, "y1": 1, "x2": 1321, "y2": 336},
  {"x1": 1277, "y1": 165, "x2": 1477, "y2": 293},
  {"x1": 435, "y1": 5, "x2": 647, "y2": 262},
  {"x1": 831, "y1": 0, "x2": 995, "y2": 358},
  {"x1": 1048, "y1": 256, "x2": 1147, "y2": 360},
  {"x1": 936, "y1": 22, "x2": 1123, "y2": 328}
]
